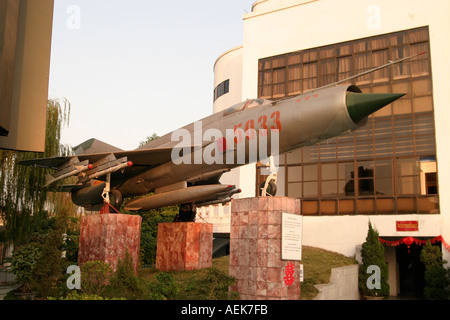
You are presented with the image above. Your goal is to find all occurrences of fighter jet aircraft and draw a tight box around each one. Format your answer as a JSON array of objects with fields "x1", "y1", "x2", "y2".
[{"x1": 19, "y1": 53, "x2": 423, "y2": 221}]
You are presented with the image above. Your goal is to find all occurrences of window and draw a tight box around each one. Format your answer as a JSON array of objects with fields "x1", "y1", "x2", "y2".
[
  {"x1": 213, "y1": 79, "x2": 229, "y2": 102},
  {"x1": 256, "y1": 27, "x2": 438, "y2": 215}
]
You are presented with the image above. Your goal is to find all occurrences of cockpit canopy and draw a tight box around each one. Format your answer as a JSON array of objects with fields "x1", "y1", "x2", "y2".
[{"x1": 223, "y1": 99, "x2": 272, "y2": 116}]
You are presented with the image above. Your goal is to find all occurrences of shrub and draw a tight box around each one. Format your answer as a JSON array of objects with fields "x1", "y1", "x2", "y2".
[
  {"x1": 81, "y1": 260, "x2": 113, "y2": 296},
  {"x1": 420, "y1": 241, "x2": 450, "y2": 300},
  {"x1": 358, "y1": 222, "x2": 390, "y2": 298},
  {"x1": 10, "y1": 243, "x2": 42, "y2": 292},
  {"x1": 148, "y1": 272, "x2": 179, "y2": 300},
  {"x1": 49, "y1": 291, "x2": 125, "y2": 300},
  {"x1": 105, "y1": 251, "x2": 146, "y2": 299},
  {"x1": 185, "y1": 268, "x2": 237, "y2": 300}
]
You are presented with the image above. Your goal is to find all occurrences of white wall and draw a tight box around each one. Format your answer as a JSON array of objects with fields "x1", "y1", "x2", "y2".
[{"x1": 213, "y1": 45, "x2": 243, "y2": 114}]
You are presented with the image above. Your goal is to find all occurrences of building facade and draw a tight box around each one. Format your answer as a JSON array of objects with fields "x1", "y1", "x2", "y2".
[{"x1": 205, "y1": 0, "x2": 450, "y2": 297}]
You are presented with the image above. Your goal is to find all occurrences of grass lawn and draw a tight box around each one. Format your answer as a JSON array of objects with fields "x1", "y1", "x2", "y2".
[
  {"x1": 138, "y1": 246, "x2": 357, "y2": 300},
  {"x1": 300, "y1": 246, "x2": 358, "y2": 300}
]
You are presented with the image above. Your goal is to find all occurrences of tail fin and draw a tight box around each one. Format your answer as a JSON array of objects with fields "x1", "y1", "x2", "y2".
[{"x1": 73, "y1": 138, "x2": 124, "y2": 155}]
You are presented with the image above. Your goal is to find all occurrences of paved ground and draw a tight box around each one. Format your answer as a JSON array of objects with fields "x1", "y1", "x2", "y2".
[{"x1": 0, "y1": 283, "x2": 18, "y2": 300}]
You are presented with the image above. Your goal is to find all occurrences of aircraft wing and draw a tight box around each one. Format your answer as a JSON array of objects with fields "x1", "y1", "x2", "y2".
[
  {"x1": 18, "y1": 145, "x2": 193, "y2": 189},
  {"x1": 18, "y1": 147, "x2": 177, "y2": 169}
]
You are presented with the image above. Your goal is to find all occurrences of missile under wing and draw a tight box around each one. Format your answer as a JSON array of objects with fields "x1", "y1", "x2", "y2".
[{"x1": 18, "y1": 53, "x2": 422, "y2": 221}]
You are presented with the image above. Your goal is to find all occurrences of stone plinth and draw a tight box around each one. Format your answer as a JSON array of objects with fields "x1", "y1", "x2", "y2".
[
  {"x1": 229, "y1": 197, "x2": 301, "y2": 300},
  {"x1": 156, "y1": 222, "x2": 213, "y2": 271},
  {"x1": 78, "y1": 214, "x2": 142, "y2": 275}
]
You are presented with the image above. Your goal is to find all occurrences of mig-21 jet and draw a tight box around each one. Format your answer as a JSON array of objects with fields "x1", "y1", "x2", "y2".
[{"x1": 19, "y1": 53, "x2": 424, "y2": 221}]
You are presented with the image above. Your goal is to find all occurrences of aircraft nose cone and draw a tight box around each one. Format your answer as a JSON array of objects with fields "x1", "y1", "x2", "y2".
[{"x1": 346, "y1": 92, "x2": 405, "y2": 124}]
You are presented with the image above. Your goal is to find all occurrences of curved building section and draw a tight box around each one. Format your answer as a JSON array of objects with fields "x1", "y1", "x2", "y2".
[
  {"x1": 213, "y1": 45, "x2": 243, "y2": 114},
  {"x1": 251, "y1": 0, "x2": 315, "y2": 12}
]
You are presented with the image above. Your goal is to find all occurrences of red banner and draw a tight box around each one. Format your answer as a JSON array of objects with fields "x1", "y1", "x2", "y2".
[{"x1": 379, "y1": 235, "x2": 450, "y2": 252}]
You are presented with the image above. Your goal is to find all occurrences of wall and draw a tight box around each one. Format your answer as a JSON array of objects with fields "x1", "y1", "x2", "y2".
[
  {"x1": 314, "y1": 264, "x2": 360, "y2": 300},
  {"x1": 0, "y1": 0, "x2": 54, "y2": 152}
]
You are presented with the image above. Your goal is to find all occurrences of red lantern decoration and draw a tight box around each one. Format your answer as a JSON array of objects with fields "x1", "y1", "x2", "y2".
[{"x1": 379, "y1": 235, "x2": 450, "y2": 254}]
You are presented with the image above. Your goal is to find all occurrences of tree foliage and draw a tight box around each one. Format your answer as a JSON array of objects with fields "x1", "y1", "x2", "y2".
[
  {"x1": 420, "y1": 241, "x2": 450, "y2": 299},
  {"x1": 138, "y1": 133, "x2": 159, "y2": 148},
  {"x1": 0, "y1": 98, "x2": 73, "y2": 244},
  {"x1": 358, "y1": 221, "x2": 390, "y2": 298}
]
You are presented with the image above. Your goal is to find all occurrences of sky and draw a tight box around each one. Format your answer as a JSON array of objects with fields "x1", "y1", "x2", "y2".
[{"x1": 48, "y1": 0, "x2": 255, "y2": 151}]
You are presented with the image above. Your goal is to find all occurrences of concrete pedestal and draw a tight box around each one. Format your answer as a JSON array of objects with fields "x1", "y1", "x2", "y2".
[
  {"x1": 78, "y1": 214, "x2": 142, "y2": 275},
  {"x1": 229, "y1": 197, "x2": 301, "y2": 300},
  {"x1": 156, "y1": 222, "x2": 213, "y2": 271}
]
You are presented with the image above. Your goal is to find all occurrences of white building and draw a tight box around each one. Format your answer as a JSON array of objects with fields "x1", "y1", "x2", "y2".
[{"x1": 201, "y1": 0, "x2": 450, "y2": 297}]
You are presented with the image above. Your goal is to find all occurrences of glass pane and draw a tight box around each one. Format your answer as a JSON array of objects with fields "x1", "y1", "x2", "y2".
[
  {"x1": 374, "y1": 139, "x2": 394, "y2": 157},
  {"x1": 303, "y1": 78, "x2": 317, "y2": 92},
  {"x1": 393, "y1": 99, "x2": 412, "y2": 114},
  {"x1": 338, "y1": 162, "x2": 354, "y2": 180},
  {"x1": 288, "y1": 81, "x2": 301, "y2": 96},
  {"x1": 287, "y1": 166, "x2": 302, "y2": 182},
  {"x1": 357, "y1": 161, "x2": 374, "y2": 195},
  {"x1": 303, "y1": 62, "x2": 317, "y2": 77},
  {"x1": 355, "y1": 140, "x2": 374, "y2": 159},
  {"x1": 415, "y1": 135, "x2": 435, "y2": 155},
  {"x1": 303, "y1": 182, "x2": 318, "y2": 197},
  {"x1": 322, "y1": 180, "x2": 337, "y2": 196},
  {"x1": 288, "y1": 65, "x2": 301, "y2": 80},
  {"x1": 374, "y1": 117, "x2": 393, "y2": 139},
  {"x1": 302, "y1": 50, "x2": 317, "y2": 62},
  {"x1": 287, "y1": 182, "x2": 302, "y2": 198},
  {"x1": 392, "y1": 81, "x2": 411, "y2": 96},
  {"x1": 413, "y1": 96, "x2": 433, "y2": 112},
  {"x1": 414, "y1": 113, "x2": 434, "y2": 135},
  {"x1": 319, "y1": 46, "x2": 335, "y2": 59},
  {"x1": 398, "y1": 176, "x2": 419, "y2": 194},
  {"x1": 337, "y1": 44, "x2": 351, "y2": 56},
  {"x1": 287, "y1": 53, "x2": 301, "y2": 65},
  {"x1": 273, "y1": 83, "x2": 285, "y2": 97},
  {"x1": 276, "y1": 166, "x2": 285, "y2": 196},
  {"x1": 286, "y1": 148, "x2": 302, "y2": 164},
  {"x1": 375, "y1": 159, "x2": 392, "y2": 177},
  {"x1": 412, "y1": 78, "x2": 432, "y2": 95},
  {"x1": 302, "y1": 145, "x2": 319, "y2": 162},
  {"x1": 375, "y1": 177, "x2": 393, "y2": 196},
  {"x1": 398, "y1": 158, "x2": 419, "y2": 176},
  {"x1": 304, "y1": 164, "x2": 318, "y2": 181},
  {"x1": 373, "y1": 50, "x2": 389, "y2": 80},
  {"x1": 319, "y1": 142, "x2": 337, "y2": 161},
  {"x1": 272, "y1": 56, "x2": 286, "y2": 68},
  {"x1": 336, "y1": 141, "x2": 354, "y2": 160},
  {"x1": 321, "y1": 163, "x2": 337, "y2": 180},
  {"x1": 338, "y1": 180, "x2": 348, "y2": 197},
  {"x1": 393, "y1": 116, "x2": 413, "y2": 138},
  {"x1": 371, "y1": 36, "x2": 389, "y2": 50},
  {"x1": 395, "y1": 136, "x2": 414, "y2": 156}
]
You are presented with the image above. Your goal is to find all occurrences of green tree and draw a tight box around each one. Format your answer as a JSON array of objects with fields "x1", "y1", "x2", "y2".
[
  {"x1": 0, "y1": 98, "x2": 73, "y2": 244},
  {"x1": 32, "y1": 213, "x2": 68, "y2": 298},
  {"x1": 138, "y1": 133, "x2": 159, "y2": 148},
  {"x1": 420, "y1": 241, "x2": 450, "y2": 300},
  {"x1": 139, "y1": 207, "x2": 178, "y2": 267},
  {"x1": 358, "y1": 222, "x2": 390, "y2": 298}
]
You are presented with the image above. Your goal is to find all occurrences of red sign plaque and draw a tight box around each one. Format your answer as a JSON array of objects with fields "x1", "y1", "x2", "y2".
[{"x1": 396, "y1": 221, "x2": 419, "y2": 232}]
